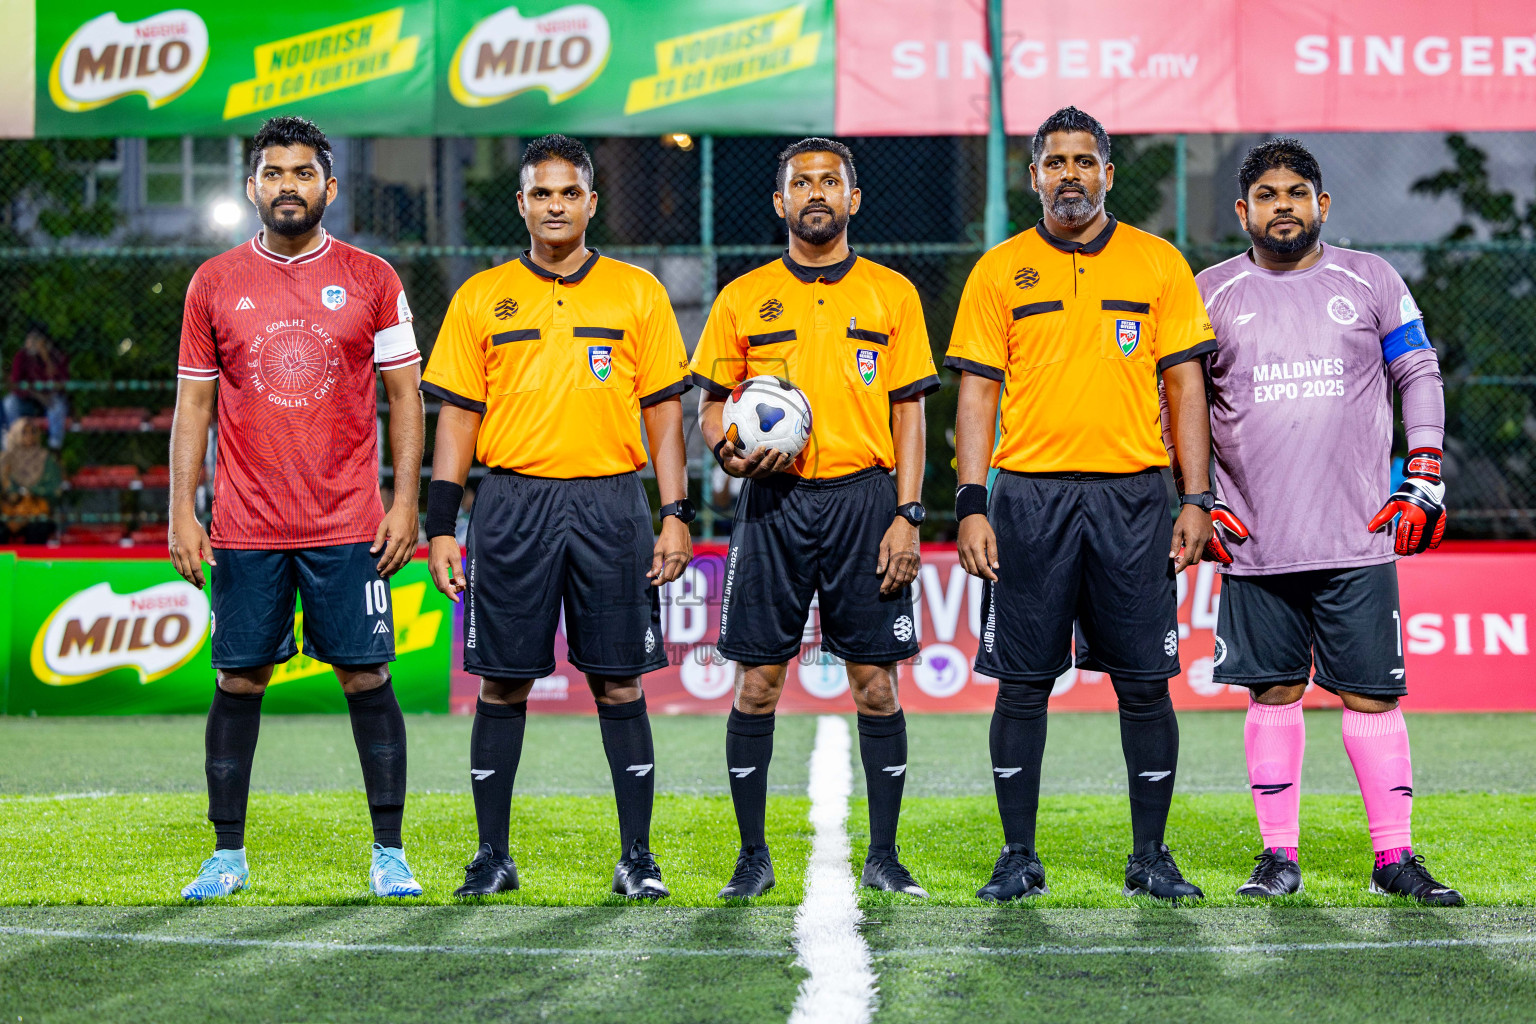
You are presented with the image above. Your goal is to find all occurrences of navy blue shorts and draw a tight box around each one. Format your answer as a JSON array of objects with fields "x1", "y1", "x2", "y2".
[{"x1": 209, "y1": 542, "x2": 396, "y2": 669}]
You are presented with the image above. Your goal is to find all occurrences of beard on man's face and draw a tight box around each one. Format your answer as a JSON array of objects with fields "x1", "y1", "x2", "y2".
[
  {"x1": 261, "y1": 193, "x2": 327, "y2": 237},
  {"x1": 1047, "y1": 180, "x2": 1104, "y2": 229},
  {"x1": 1250, "y1": 214, "x2": 1321, "y2": 257},
  {"x1": 789, "y1": 201, "x2": 847, "y2": 246}
]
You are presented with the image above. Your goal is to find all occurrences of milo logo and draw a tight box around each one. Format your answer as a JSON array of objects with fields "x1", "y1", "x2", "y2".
[
  {"x1": 50, "y1": 9, "x2": 209, "y2": 112},
  {"x1": 450, "y1": 4, "x2": 611, "y2": 107},
  {"x1": 31, "y1": 581, "x2": 210, "y2": 686}
]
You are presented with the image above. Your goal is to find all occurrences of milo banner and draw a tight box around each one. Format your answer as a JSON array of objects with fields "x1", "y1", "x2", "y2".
[
  {"x1": 450, "y1": 545, "x2": 1536, "y2": 715},
  {"x1": 4, "y1": 553, "x2": 452, "y2": 715},
  {"x1": 434, "y1": 0, "x2": 834, "y2": 134},
  {"x1": 36, "y1": 1, "x2": 438, "y2": 136}
]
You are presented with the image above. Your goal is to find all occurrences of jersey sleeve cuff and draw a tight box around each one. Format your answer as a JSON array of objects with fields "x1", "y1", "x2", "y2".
[
  {"x1": 639, "y1": 378, "x2": 693, "y2": 408},
  {"x1": 689, "y1": 371, "x2": 734, "y2": 398},
  {"x1": 942, "y1": 356, "x2": 1004, "y2": 382},
  {"x1": 1156, "y1": 339, "x2": 1217, "y2": 374},
  {"x1": 177, "y1": 366, "x2": 219, "y2": 381},
  {"x1": 377, "y1": 352, "x2": 422, "y2": 371},
  {"x1": 420, "y1": 379, "x2": 486, "y2": 414},
  {"x1": 890, "y1": 374, "x2": 942, "y2": 401}
]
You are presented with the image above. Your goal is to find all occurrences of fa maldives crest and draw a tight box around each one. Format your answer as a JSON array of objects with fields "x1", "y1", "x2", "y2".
[
  {"x1": 1115, "y1": 318, "x2": 1141, "y2": 357},
  {"x1": 587, "y1": 345, "x2": 612, "y2": 382},
  {"x1": 856, "y1": 348, "x2": 878, "y2": 386}
]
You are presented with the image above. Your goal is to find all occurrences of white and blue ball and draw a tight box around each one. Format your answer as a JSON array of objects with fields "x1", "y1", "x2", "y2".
[{"x1": 722, "y1": 375, "x2": 813, "y2": 459}]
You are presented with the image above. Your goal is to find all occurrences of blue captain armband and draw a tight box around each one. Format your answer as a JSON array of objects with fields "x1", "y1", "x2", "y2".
[{"x1": 1382, "y1": 319, "x2": 1431, "y2": 363}]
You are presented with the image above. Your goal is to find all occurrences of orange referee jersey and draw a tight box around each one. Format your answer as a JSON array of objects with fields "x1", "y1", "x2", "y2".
[
  {"x1": 945, "y1": 216, "x2": 1215, "y2": 474},
  {"x1": 690, "y1": 251, "x2": 940, "y2": 479},
  {"x1": 421, "y1": 250, "x2": 691, "y2": 477}
]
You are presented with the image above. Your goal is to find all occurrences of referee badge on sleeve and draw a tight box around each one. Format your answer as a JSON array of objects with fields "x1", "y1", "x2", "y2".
[
  {"x1": 588, "y1": 345, "x2": 613, "y2": 382},
  {"x1": 856, "y1": 348, "x2": 878, "y2": 386},
  {"x1": 1115, "y1": 319, "x2": 1141, "y2": 357}
]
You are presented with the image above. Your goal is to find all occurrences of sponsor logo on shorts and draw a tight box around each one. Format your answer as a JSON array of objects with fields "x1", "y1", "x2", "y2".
[
  {"x1": 644, "y1": 627, "x2": 656, "y2": 654},
  {"x1": 1212, "y1": 634, "x2": 1227, "y2": 666},
  {"x1": 718, "y1": 546, "x2": 739, "y2": 640},
  {"x1": 466, "y1": 558, "x2": 477, "y2": 649},
  {"x1": 982, "y1": 586, "x2": 997, "y2": 654},
  {"x1": 1327, "y1": 294, "x2": 1359, "y2": 325},
  {"x1": 321, "y1": 285, "x2": 347, "y2": 310},
  {"x1": 1163, "y1": 629, "x2": 1179, "y2": 658},
  {"x1": 893, "y1": 613, "x2": 913, "y2": 643}
]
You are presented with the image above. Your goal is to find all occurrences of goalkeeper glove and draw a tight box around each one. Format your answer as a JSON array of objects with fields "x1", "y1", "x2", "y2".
[
  {"x1": 1204, "y1": 499, "x2": 1249, "y2": 565},
  {"x1": 1368, "y1": 448, "x2": 1446, "y2": 556}
]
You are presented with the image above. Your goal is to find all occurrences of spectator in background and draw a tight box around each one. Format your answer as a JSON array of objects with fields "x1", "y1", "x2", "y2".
[
  {"x1": 0, "y1": 418, "x2": 61, "y2": 543},
  {"x1": 5, "y1": 323, "x2": 70, "y2": 449}
]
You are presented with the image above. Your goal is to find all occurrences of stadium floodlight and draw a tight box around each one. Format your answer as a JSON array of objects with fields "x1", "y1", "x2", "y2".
[
  {"x1": 663, "y1": 133, "x2": 694, "y2": 151},
  {"x1": 211, "y1": 199, "x2": 244, "y2": 228}
]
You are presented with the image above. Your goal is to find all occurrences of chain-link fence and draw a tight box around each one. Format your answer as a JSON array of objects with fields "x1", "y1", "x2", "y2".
[{"x1": 0, "y1": 131, "x2": 1530, "y2": 544}]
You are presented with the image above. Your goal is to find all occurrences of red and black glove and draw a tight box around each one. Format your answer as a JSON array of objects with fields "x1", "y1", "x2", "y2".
[
  {"x1": 1368, "y1": 448, "x2": 1446, "y2": 556},
  {"x1": 1204, "y1": 499, "x2": 1249, "y2": 565}
]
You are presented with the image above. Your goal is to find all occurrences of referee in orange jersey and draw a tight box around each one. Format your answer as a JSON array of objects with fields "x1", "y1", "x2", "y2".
[
  {"x1": 948, "y1": 107, "x2": 1217, "y2": 903},
  {"x1": 421, "y1": 135, "x2": 693, "y2": 901},
  {"x1": 692, "y1": 138, "x2": 940, "y2": 900}
]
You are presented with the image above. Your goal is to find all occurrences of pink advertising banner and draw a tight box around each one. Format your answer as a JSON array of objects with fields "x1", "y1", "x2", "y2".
[
  {"x1": 834, "y1": 0, "x2": 1536, "y2": 134},
  {"x1": 451, "y1": 544, "x2": 1536, "y2": 716}
]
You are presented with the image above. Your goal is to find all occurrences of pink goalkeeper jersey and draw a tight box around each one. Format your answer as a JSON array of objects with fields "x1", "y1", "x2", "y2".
[{"x1": 1196, "y1": 245, "x2": 1442, "y2": 575}]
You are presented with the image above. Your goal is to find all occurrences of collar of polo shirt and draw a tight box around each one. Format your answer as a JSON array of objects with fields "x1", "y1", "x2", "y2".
[
  {"x1": 1034, "y1": 214, "x2": 1118, "y2": 256},
  {"x1": 518, "y1": 248, "x2": 602, "y2": 284},
  {"x1": 780, "y1": 247, "x2": 858, "y2": 284}
]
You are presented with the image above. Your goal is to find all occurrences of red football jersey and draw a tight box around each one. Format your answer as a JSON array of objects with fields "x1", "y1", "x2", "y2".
[{"x1": 178, "y1": 230, "x2": 420, "y2": 549}]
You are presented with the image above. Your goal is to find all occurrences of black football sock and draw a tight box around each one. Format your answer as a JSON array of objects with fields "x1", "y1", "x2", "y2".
[
  {"x1": 204, "y1": 684, "x2": 264, "y2": 851},
  {"x1": 345, "y1": 680, "x2": 409, "y2": 849},
  {"x1": 726, "y1": 708, "x2": 774, "y2": 849},
  {"x1": 990, "y1": 681, "x2": 1050, "y2": 851},
  {"x1": 597, "y1": 695, "x2": 655, "y2": 854},
  {"x1": 1115, "y1": 677, "x2": 1179, "y2": 850},
  {"x1": 469, "y1": 697, "x2": 526, "y2": 859},
  {"x1": 857, "y1": 709, "x2": 908, "y2": 854}
]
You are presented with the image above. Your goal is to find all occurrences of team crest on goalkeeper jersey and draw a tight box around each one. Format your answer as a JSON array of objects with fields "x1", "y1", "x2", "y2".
[
  {"x1": 587, "y1": 346, "x2": 613, "y2": 382},
  {"x1": 1116, "y1": 319, "x2": 1141, "y2": 356},
  {"x1": 857, "y1": 348, "x2": 878, "y2": 385}
]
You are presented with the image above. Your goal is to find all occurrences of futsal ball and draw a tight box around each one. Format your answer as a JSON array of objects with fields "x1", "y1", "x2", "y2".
[{"x1": 722, "y1": 375, "x2": 813, "y2": 459}]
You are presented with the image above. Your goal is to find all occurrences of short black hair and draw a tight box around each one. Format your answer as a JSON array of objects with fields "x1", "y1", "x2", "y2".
[
  {"x1": 520, "y1": 134, "x2": 594, "y2": 189},
  {"x1": 249, "y1": 116, "x2": 333, "y2": 179},
  {"x1": 777, "y1": 137, "x2": 857, "y2": 192},
  {"x1": 1031, "y1": 106, "x2": 1111, "y2": 165},
  {"x1": 1238, "y1": 138, "x2": 1322, "y2": 199},
  {"x1": 24, "y1": 320, "x2": 49, "y2": 339}
]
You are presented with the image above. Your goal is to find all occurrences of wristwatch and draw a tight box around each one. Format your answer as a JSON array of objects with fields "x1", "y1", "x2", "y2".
[
  {"x1": 895, "y1": 501, "x2": 927, "y2": 527},
  {"x1": 660, "y1": 499, "x2": 697, "y2": 525},
  {"x1": 1180, "y1": 491, "x2": 1216, "y2": 513}
]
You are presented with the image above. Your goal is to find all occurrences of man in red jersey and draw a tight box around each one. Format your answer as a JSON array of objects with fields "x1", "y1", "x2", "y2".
[{"x1": 168, "y1": 116, "x2": 427, "y2": 900}]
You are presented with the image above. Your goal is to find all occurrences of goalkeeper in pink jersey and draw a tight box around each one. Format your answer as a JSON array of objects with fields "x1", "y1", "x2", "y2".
[{"x1": 1192, "y1": 140, "x2": 1461, "y2": 905}]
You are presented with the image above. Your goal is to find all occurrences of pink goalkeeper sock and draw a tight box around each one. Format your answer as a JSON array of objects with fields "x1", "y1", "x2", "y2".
[
  {"x1": 1244, "y1": 698, "x2": 1305, "y2": 850},
  {"x1": 1342, "y1": 707, "x2": 1414, "y2": 853}
]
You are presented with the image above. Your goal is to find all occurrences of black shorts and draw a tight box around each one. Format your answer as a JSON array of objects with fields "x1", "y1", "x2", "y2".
[
  {"x1": 1213, "y1": 562, "x2": 1406, "y2": 697},
  {"x1": 210, "y1": 542, "x2": 395, "y2": 669},
  {"x1": 717, "y1": 467, "x2": 919, "y2": 666},
  {"x1": 465, "y1": 470, "x2": 665, "y2": 679},
  {"x1": 978, "y1": 469, "x2": 1180, "y2": 683}
]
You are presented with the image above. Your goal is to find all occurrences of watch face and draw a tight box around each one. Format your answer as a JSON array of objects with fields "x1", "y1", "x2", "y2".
[
  {"x1": 903, "y1": 503, "x2": 926, "y2": 524},
  {"x1": 672, "y1": 500, "x2": 697, "y2": 524}
]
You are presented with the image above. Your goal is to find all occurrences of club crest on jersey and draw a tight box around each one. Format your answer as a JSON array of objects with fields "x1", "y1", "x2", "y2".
[
  {"x1": 856, "y1": 348, "x2": 878, "y2": 385},
  {"x1": 320, "y1": 285, "x2": 347, "y2": 311},
  {"x1": 587, "y1": 345, "x2": 612, "y2": 382},
  {"x1": 1116, "y1": 319, "x2": 1141, "y2": 356},
  {"x1": 1327, "y1": 295, "x2": 1359, "y2": 325}
]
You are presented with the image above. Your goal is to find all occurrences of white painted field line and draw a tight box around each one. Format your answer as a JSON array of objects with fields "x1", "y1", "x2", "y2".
[{"x1": 786, "y1": 714, "x2": 877, "y2": 1024}]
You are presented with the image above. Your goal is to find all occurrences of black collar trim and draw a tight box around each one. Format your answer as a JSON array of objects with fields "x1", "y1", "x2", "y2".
[
  {"x1": 1034, "y1": 215, "x2": 1117, "y2": 255},
  {"x1": 520, "y1": 247, "x2": 601, "y2": 284},
  {"x1": 781, "y1": 248, "x2": 858, "y2": 284}
]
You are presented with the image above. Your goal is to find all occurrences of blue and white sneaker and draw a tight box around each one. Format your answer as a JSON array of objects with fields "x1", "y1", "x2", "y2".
[
  {"x1": 180, "y1": 849, "x2": 249, "y2": 900},
  {"x1": 370, "y1": 844, "x2": 423, "y2": 897}
]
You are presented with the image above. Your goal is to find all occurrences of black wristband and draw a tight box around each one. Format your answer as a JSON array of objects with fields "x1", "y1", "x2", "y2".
[
  {"x1": 425, "y1": 480, "x2": 464, "y2": 540},
  {"x1": 712, "y1": 437, "x2": 731, "y2": 470},
  {"x1": 955, "y1": 483, "x2": 989, "y2": 520}
]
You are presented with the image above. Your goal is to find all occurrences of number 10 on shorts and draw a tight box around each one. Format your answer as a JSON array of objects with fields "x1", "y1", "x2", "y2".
[{"x1": 364, "y1": 580, "x2": 390, "y2": 616}]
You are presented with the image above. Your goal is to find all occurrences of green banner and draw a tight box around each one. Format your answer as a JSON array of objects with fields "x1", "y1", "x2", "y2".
[
  {"x1": 435, "y1": 0, "x2": 834, "y2": 135},
  {"x1": 5, "y1": 557, "x2": 451, "y2": 715},
  {"x1": 33, "y1": 1, "x2": 834, "y2": 137},
  {"x1": 36, "y1": 2, "x2": 437, "y2": 137}
]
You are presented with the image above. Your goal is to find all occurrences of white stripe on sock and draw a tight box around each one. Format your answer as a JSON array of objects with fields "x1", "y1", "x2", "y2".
[{"x1": 786, "y1": 715, "x2": 877, "y2": 1024}]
